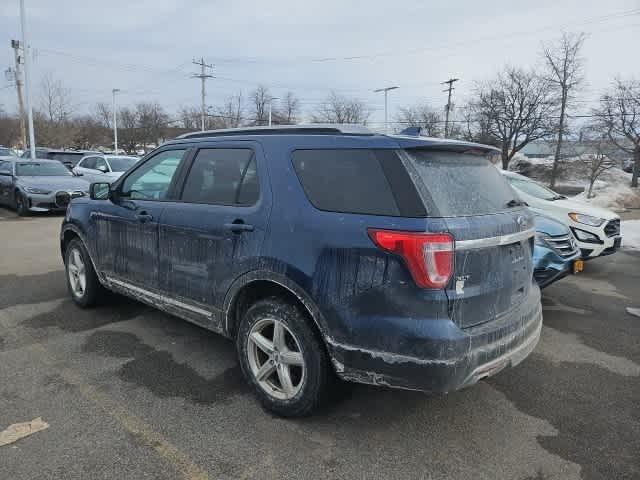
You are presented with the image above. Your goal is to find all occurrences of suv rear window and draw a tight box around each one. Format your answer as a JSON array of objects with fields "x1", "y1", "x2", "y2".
[
  {"x1": 292, "y1": 149, "x2": 425, "y2": 217},
  {"x1": 403, "y1": 150, "x2": 517, "y2": 216}
]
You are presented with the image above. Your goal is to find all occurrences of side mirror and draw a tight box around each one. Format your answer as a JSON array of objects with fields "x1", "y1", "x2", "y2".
[
  {"x1": 73, "y1": 171, "x2": 83, "y2": 176},
  {"x1": 89, "y1": 182, "x2": 112, "y2": 200},
  {"x1": 97, "y1": 165, "x2": 108, "y2": 173}
]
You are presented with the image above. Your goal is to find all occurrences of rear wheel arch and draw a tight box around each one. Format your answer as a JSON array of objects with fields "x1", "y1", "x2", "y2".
[{"x1": 224, "y1": 272, "x2": 330, "y2": 346}]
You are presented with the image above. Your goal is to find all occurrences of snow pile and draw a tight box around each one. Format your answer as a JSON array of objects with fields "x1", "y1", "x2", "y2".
[
  {"x1": 622, "y1": 220, "x2": 640, "y2": 251},
  {"x1": 572, "y1": 168, "x2": 640, "y2": 211},
  {"x1": 509, "y1": 155, "x2": 640, "y2": 211}
]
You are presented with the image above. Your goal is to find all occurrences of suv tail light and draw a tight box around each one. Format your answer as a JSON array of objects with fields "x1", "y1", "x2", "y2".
[{"x1": 368, "y1": 229, "x2": 454, "y2": 289}]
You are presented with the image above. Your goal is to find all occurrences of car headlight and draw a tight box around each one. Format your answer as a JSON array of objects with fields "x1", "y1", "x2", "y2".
[
  {"x1": 568, "y1": 212, "x2": 604, "y2": 227},
  {"x1": 24, "y1": 186, "x2": 52, "y2": 194},
  {"x1": 571, "y1": 227, "x2": 601, "y2": 243}
]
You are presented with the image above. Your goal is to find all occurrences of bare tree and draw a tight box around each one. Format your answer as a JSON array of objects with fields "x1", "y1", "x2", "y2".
[
  {"x1": 471, "y1": 67, "x2": 554, "y2": 169},
  {"x1": 580, "y1": 125, "x2": 615, "y2": 197},
  {"x1": 118, "y1": 107, "x2": 139, "y2": 154},
  {"x1": 542, "y1": 32, "x2": 586, "y2": 188},
  {"x1": 0, "y1": 109, "x2": 21, "y2": 147},
  {"x1": 93, "y1": 102, "x2": 112, "y2": 129},
  {"x1": 214, "y1": 92, "x2": 245, "y2": 128},
  {"x1": 40, "y1": 73, "x2": 73, "y2": 123},
  {"x1": 136, "y1": 102, "x2": 169, "y2": 148},
  {"x1": 278, "y1": 92, "x2": 300, "y2": 124},
  {"x1": 312, "y1": 91, "x2": 371, "y2": 124},
  {"x1": 250, "y1": 85, "x2": 271, "y2": 126},
  {"x1": 594, "y1": 78, "x2": 640, "y2": 187},
  {"x1": 177, "y1": 106, "x2": 201, "y2": 130},
  {"x1": 395, "y1": 104, "x2": 442, "y2": 136}
]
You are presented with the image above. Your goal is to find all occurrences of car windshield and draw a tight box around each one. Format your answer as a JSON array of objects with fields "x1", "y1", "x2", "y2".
[
  {"x1": 16, "y1": 162, "x2": 72, "y2": 176},
  {"x1": 507, "y1": 175, "x2": 560, "y2": 200},
  {"x1": 108, "y1": 157, "x2": 138, "y2": 172}
]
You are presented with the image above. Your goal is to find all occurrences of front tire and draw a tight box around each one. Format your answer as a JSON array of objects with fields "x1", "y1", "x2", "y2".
[
  {"x1": 65, "y1": 238, "x2": 103, "y2": 307},
  {"x1": 237, "y1": 297, "x2": 332, "y2": 417},
  {"x1": 15, "y1": 192, "x2": 30, "y2": 216}
]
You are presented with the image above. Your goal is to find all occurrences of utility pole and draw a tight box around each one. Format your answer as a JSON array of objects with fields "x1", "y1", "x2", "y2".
[
  {"x1": 10, "y1": 40, "x2": 27, "y2": 150},
  {"x1": 268, "y1": 97, "x2": 279, "y2": 127},
  {"x1": 19, "y1": 0, "x2": 36, "y2": 159},
  {"x1": 112, "y1": 88, "x2": 120, "y2": 153},
  {"x1": 373, "y1": 86, "x2": 399, "y2": 134},
  {"x1": 191, "y1": 58, "x2": 214, "y2": 131},
  {"x1": 442, "y1": 78, "x2": 459, "y2": 138}
]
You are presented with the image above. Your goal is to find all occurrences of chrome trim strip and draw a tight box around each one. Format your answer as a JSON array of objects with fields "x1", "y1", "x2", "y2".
[
  {"x1": 106, "y1": 276, "x2": 212, "y2": 318},
  {"x1": 455, "y1": 228, "x2": 535, "y2": 251}
]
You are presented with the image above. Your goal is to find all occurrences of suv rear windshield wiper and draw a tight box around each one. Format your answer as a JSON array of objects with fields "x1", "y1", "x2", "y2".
[
  {"x1": 506, "y1": 199, "x2": 527, "y2": 207},
  {"x1": 548, "y1": 195, "x2": 566, "y2": 201}
]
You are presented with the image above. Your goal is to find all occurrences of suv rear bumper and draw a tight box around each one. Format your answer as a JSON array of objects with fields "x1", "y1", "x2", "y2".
[{"x1": 327, "y1": 286, "x2": 542, "y2": 393}]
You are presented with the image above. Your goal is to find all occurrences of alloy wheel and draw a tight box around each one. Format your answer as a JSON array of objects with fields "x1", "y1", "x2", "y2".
[
  {"x1": 247, "y1": 317, "x2": 306, "y2": 400},
  {"x1": 67, "y1": 247, "x2": 87, "y2": 298}
]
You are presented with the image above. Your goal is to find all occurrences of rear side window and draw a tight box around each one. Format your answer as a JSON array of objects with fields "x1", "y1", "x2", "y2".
[
  {"x1": 181, "y1": 148, "x2": 258, "y2": 206},
  {"x1": 403, "y1": 150, "x2": 517, "y2": 216},
  {"x1": 292, "y1": 149, "x2": 418, "y2": 216}
]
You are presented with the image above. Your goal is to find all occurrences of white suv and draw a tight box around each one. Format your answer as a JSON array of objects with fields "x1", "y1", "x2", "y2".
[{"x1": 502, "y1": 171, "x2": 621, "y2": 259}]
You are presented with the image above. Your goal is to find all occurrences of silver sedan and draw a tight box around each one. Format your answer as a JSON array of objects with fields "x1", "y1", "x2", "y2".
[{"x1": 0, "y1": 158, "x2": 90, "y2": 216}]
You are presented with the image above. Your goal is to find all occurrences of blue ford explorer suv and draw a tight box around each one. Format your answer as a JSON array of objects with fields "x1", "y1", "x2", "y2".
[{"x1": 60, "y1": 125, "x2": 542, "y2": 416}]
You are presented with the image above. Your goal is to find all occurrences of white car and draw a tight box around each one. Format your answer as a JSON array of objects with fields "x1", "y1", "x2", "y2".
[
  {"x1": 73, "y1": 154, "x2": 139, "y2": 184},
  {"x1": 502, "y1": 170, "x2": 621, "y2": 259}
]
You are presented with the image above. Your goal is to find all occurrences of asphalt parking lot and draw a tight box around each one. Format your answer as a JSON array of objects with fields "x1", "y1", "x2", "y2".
[{"x1": 1, "y1": 207, "x2": 638, "y2": 480}]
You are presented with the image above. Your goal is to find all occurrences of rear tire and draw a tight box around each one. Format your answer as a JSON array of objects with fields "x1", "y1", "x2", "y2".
[
  {"x1": 15, "y1": 192, "x2": 29, "y2": 216},
  {"x1": 237, "y1": 297, "x2": 332, "y2": 417},
  {"x1": 65, "y1": 238, "x2": 103, "y2": 308}
]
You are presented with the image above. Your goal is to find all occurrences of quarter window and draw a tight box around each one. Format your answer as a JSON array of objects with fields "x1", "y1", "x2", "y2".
[
  {"x1": 181, "y1": 149, "x2": 259, "y2": 205},
  {"x1": 291, "y1": 149, "x2": 401, "y2": 216},
  {"x1": 121, "y1": 149, "x2": 186, "y2": 200}
]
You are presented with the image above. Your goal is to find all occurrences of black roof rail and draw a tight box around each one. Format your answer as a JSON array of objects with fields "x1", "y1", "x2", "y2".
[{"x1": 177, "y1": 124, "x2": 374, "y2": 140}]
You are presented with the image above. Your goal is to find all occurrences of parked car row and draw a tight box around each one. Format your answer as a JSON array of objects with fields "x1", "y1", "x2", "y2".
[
  {"x1": 502, "y1": 170, "x2": 621, "y2": 259},
  {"x1": 0, "y1": 152, "x2": 141, "y2": 216}
]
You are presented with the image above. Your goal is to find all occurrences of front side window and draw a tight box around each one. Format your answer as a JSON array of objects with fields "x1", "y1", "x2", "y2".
[
  {"x1": 181, "y1": 148, "x2": 259, "y2": 205},
  {"x1": 121, "y1": 149, "x2": 186, "y2": 200},
  {"x1": 0, "y1": 161, "x2": 12, "y2": 175},
  {"x1": 81, "y1": 157, "x2": 97, "y2": 169},
  {"x1": 94, "y1": 157, "x2": 108, "y2": 172}
]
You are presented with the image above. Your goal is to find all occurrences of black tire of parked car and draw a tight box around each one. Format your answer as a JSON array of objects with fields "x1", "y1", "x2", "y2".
[
  {"x1": 14, "y1": 191, "x2": 29, "y2": 216},
  {"x1": 236, "y1": 297, "x2": 333, "y2": 417},
  {"x1": 64, "y1": 238, "x2": 104, "y2": 308}
]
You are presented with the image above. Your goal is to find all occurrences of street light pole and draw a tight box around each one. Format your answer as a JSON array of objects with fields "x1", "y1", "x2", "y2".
[
  {"x1": 373, "y1": 86, "x2": 399, "y2": 134},
  {"x1": 112, "y1": 88, "x2": 120, "y2": 153},
  {"x1": 19, "y1": 0, "x2": 36, "y2": 159}
]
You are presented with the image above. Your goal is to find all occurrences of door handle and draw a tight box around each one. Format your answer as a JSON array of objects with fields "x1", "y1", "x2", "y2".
[
  {"x1": 136, "y1": 212, "x2": 153, "y2": 223},
  {"x1": 224, "y1": 221, "x2": 254, "y2": 233}
]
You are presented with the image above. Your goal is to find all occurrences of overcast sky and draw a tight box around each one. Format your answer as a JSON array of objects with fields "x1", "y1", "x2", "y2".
[{"x1": 0, "y1": 0, "x2": 638, "y2": 127}]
